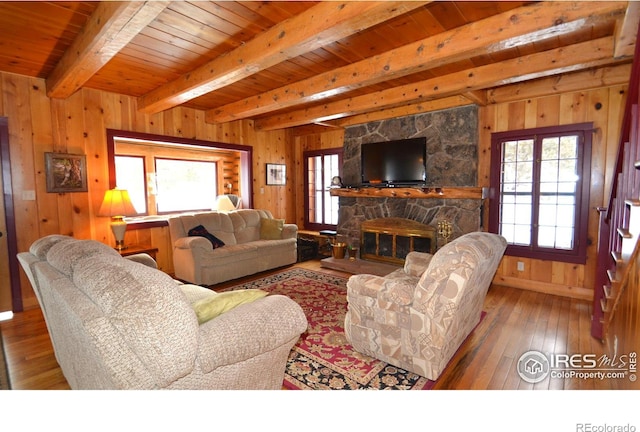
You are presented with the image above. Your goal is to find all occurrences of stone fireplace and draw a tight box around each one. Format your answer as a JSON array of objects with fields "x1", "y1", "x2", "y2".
[{"x1": 337, "y1": 105, "x2": 481, "y2": 249}]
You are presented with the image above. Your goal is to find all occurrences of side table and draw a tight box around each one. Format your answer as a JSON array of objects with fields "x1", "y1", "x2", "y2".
[{"x1": 118, "y1": 244, "x2": 159, "y2": 261}]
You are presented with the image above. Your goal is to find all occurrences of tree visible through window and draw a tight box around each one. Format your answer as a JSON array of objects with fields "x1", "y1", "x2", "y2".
[
  {"x1": 489, "y1": 123, "x2": 592, "y2": 264},
  {"x1": 305, "y1": 149, "x2": 342, "y2": 230}
]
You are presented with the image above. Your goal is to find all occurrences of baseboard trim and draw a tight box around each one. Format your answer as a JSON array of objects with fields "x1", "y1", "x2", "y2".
[{"x1": 493, "y1": 275, "x2": 593, "y2": 301}]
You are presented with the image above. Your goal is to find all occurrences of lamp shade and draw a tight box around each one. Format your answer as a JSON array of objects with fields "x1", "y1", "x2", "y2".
[
  {"x1": 216, "y1": 195, "x2": 236, "y2": 212},
  {"x1": 98, "y1": 188, "x2": 137, "y2": 217}
]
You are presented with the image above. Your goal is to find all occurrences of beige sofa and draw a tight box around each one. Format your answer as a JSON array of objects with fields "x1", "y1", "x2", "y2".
[
  {"x1": 17, "y1": 235, "x2": 307, "y2": 390},
  {"x1": 169, "y1": 209, "x2": 298, "y2": 285},
  {"x1": 344, "y1": 232, "x2": 507, "y2": 381}
]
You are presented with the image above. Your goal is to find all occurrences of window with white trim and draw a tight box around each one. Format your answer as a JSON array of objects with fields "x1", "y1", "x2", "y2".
[{"x1": 304, "y1": 149, "x2": 342, "y2": 230}]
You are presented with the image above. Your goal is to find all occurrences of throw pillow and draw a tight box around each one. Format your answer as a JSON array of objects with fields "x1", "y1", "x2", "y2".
[
  {"x1": 188, "y1": 225, "x2": 225, "y2": 249},
  {"x1": 192, "y1": 289, "x2": 269, "y2": 324},
  {"x1": 260, "y1": 218, "x2": 284, "y2": 240}
]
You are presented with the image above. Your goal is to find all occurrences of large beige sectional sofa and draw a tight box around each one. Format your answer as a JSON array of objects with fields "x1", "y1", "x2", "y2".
[
  {"x1": 169, "y1": 209, "x2": 298, "y2": 285},
  {"x1": 17, "y1": 235, "x2": 307, "y2": 390}
]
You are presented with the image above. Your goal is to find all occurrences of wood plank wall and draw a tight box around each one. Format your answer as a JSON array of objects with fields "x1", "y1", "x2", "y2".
[
  {"x1": 0, "y1": 71, "x2": 295, "y2": 310},
  {"x1": 481, "y1": 86, "x2": 626, "y2": 300}
]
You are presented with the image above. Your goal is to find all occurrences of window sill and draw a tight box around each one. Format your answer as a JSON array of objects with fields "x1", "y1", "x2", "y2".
[{"x1": 124, "y1": 216, "x2": 169, "y2": 230}]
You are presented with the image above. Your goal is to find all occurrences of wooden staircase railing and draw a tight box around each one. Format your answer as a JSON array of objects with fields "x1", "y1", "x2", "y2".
[{"x1": 591, "y1": 23, "x2": 640, "y2": 354}]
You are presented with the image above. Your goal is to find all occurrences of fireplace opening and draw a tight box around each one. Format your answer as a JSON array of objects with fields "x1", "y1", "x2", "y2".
[{"x1": 360, "y1": 218, "x2": 436, "y2": 265}]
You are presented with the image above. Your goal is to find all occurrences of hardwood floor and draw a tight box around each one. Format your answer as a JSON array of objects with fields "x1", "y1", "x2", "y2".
[{"x1": 0, "y1": 259, "x2": 617, "y2": 390}]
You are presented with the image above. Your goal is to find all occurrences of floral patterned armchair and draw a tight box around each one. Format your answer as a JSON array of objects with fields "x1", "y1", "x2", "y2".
[{"x1": 344, "y1": 232, "x2": 507, "y2": 381}]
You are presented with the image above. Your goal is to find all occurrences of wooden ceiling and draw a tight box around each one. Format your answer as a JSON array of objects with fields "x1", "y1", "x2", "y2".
[{"x1": 0, "y1": 1, "x2": 638, "y2": 132}]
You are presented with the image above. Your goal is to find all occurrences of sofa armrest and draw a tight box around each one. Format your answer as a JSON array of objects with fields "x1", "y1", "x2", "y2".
[
  {"x1": 404, "y1": 251, "x2": 433, "y2": 277},
  {"x1": 196, "y1": 294, "x2": 307, "y2": 373},
  {"x1": 174, "y1": 236, "x2": 213, "y2": 251},
  {"x1": 282, "y1": 223, "x2": 298, "y2": 240},
  {"x1": 347, "y1": 272, "x2": 417, "y2": 307},
  {"x1": 124, "y1": 253, "x2": 157, "y2": 269}
]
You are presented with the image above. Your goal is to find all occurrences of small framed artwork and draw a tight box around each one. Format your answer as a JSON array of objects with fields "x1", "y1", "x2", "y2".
[
  {"x1": 45, "y1": 152, "x2": 88, "y2": 193},
  {"x1": 266, "y1": 163, "x2": 286, "y2": 185}
]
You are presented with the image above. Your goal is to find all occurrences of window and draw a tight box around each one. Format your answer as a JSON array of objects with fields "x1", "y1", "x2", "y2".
[
  {"x1": 304, "y1": 149, "x2": 342, "y2": 230},
  {"x1": 107, "y1": 129, "x2": 253, "y2": 222},
  {"x1": 489, "y1": 123, "x2": 592, "y2": 264},
  {"x1": 114, "y1": 155, "x2": 147, "y2": 214},
  {"x1": 155, "y1": 158, "x2": 217, "y2": 213}
]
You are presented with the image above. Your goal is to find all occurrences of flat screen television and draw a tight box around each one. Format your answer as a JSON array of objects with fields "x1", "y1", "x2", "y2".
[{"x1": 360, "y1": 137, "x2": 426, "y2": 186}]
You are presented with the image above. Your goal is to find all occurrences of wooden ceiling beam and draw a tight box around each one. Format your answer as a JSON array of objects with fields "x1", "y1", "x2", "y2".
[
  {"x1": 136, "y1": 1, "x2": 430, "y2": 114},
  {"x1": 254, "y1": 37, "x2": 621, "y2": 131},
  {"x1": 207, "y1": 1, "x2": 627, "y2": 124},
  {"x1": 46, "y1": 1, "x2": 169, "y2": 99},
  {"x1": 487, "y1": 63, "x2": 632, "y2": 105},
  {"x1": 613, "y1": 1, "x2": 640, "y2": 58},
  {"x1": 332, "y1": 95, "x2": 473, "y2": 128}
]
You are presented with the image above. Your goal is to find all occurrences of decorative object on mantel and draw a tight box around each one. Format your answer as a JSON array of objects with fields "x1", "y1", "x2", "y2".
[
  {"x1": 438, "y1": 220, "x2": 453, "y2": 246},
  {"x1": 331, "y1": 175, "x2": 343, "y2": 187},
  {"x1": 45, "y1": 152, "x2": 88, "y2": 193},
  {"x1": 98, "y1": 188, "x2": 138, "y2": 250},
  {"x1": 266, "y1": 163, "x2": 286, "y2": 185}
]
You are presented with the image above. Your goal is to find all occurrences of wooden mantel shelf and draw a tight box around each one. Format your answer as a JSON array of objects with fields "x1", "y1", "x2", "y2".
[{"x1": 330, "y1": 186, "x2": 486, "y2": 199}]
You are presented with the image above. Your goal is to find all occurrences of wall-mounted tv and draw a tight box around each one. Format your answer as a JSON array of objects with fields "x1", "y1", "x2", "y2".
[{"x1": 360, "y1": 137, "x2": 426, "y2": 187}]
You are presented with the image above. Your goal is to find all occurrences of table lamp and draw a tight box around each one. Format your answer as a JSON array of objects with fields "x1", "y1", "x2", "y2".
[
  {"x1": 216, "y1": 194, "x2": 236, "y2": 212},
  {"x1": 98, "y1": 188, "x2": 137, "y2": 250}
]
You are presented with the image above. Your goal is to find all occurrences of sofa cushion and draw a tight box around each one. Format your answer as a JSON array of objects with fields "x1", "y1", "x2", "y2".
[
  {"x1": 71, "y1": 254, "x2": 198, "y2": 387},
  {"x1": 192, "y1": 289, "x2": 268, "y2": 324},
  {"x1": 188, "y1": 225, "x2": 225, "y2": 249},
  {"x1": 47, "y1": 239, "x2": 120, "y2": 275},
  {"x1": 260, "y1": 218, "x2": 284, "y2": 240},
  {"x1": 29, "y1": 234, "x2": 73, "y2": 259}
]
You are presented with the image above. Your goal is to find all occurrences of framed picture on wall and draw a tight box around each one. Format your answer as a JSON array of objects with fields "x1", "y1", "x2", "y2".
[
  {"x1": 266, "y1": 163, "x2": 286, "y2": 185},
  {"x1": 45, "y1": 152, "x2": 88, "y2": 193}
]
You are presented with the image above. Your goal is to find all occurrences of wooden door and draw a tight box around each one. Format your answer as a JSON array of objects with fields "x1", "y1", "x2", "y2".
[{"x1": 0, "y1": 117, "x2": 20, "y2": 312}]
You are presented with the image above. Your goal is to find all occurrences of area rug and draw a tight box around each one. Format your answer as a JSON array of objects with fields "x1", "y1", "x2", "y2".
[
  {"x1": 0, "y1": 334, "x2": 10, "y2": 390},
  {"x1": 226, "y1": 268, "x2": 466, "y2": 390}
]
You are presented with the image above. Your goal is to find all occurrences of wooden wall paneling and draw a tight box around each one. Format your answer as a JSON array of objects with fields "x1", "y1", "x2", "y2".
[
  {"x1": 30, "y1": 79, "x2": 60, "y2": 239},
  {"x1": 63, "y1": 91, "x2": 91, "y2": 241},
  {"x1": 535, "y1": 94, "x2": 561, "y2": 127},
  {"x1": 478, "y1": 104, "x2": 495, "y2": 231},
  {"x1": 604, "y1": 86, "x2": 628, "y2": 204},
  {"x1": 180, "y1": 107, "x2": 197, "y2": 140},
  {"x1": 83, "y1": 89, "x2": 110, "y2": 242},
  {"x1": 480, "y1": 86, "x2": 624, "y2": 299},
  {"x1": 2, "y1": 73, "x2": 40, "y2": 308},
  {"x1": 583, "y1": 88, "x2": 612, "y2": 292},
  {"x1": 102, "y1": 91, "x2": 125, "y2": 135},
  {"x1": 507, "y1": 99, "x2": 526, "y2": 130}
]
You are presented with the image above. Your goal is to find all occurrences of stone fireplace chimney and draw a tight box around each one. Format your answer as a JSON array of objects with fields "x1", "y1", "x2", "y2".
[{"x1": 337, "y1": 105, "x2": 480, "y2": 248}]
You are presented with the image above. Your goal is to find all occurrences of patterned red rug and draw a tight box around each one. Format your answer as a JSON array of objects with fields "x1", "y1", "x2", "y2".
[{"x1": 227, "y1": 268, "x2": 460, "y2": 390}]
